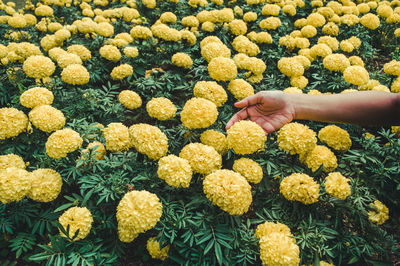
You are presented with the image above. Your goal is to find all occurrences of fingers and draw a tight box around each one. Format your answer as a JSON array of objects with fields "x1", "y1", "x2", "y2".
[
  {"x1": 225, "y1": 108, "x2": 250, "y2": 130},
  {"x1": 234, "y1": 92, "x2": 263, "y2": 108}
]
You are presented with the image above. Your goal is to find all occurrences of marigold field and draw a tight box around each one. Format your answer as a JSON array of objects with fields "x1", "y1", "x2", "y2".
[{"x1": 1, "y1": 0, "x2": 400, "y2": 264}]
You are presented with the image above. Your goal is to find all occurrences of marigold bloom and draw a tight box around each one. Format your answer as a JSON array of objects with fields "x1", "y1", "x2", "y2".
[
  {"x1": 111, "y1": 64, "x2": 133, "y2": 80},
  {"x1": 200, "y1": 130, "x2": 228, "y2": 154},
  {"x1": 123, "y1": 47, "x2": 139, "y2": 58},
  {"x1": 232, "y1": 35, "x2": 259, "y2": 57},
  {"x1": 343, "y1": 66, "x2": 369, "y2": 86},
  {"x1": 23, "y1": 55, "x2": 55, "y2": 79},
  {"x1": 181, "y1": 98, "x2": 218, "y2": 129},
  {"x1": 384, "y1": 60, "x2": 400, "y2": 76},
  {"x1": 323, "y1": 53, "x2": 350, "y2": 72},
  {"x1": 229, "y1": 19, "x2": 247, "y2": 35},
  {"x1": 208, "y1": 57, "x2": 237, "y2": 81},
  {"x1": 259, "y1": 233, "x2": 300, "y2": 266},
  {"x1": 0, "y1": 107, "x2": 28, "y2": 140},
  {"x1": 99, "y1": 45, "x2": 121, "y2": 61},
  {"x1": 147, "y1": 237, "x2": 170, "y2": 261},
  {"x1": 255, "y1": 221, "x2": 294, "y2": 240},
  {"x1": 119, "y1": 90, "x2": 142, "y2": 110},
  {"x1": 103, "y1": 123, "x2": 131, "y2": 152},
  {"x1": 300, "y1": 145, "x2": 338, "y2": 172},
  {"x1": 280, "y1": 173, "x2": 320, "y2": 204},
  {"x1": 81, "y1": 141, "x2": 106, "y2": 160},
  {"x1": 201, "y1": 42, "x2": 231, "y2": 62},
  {"x1": 360, "y1": 13, "x2": 380, "y2": 29},
  {"x1": 277, "y1": 122, "x2": 317, "y2": 155},
  {"x1": 29, "y1": 105, "x2": 65, "y2": 133},
  {"x1": 0, "y1": 154, "x2": 25, "y2": 170},
  {"x1": 193, "y1": 81, "x2": 227, "y2": 107},
  {"x1": 227, "y1": 120, "x2": 266, "y2": 154},
  {"x1": 278, "y1": 57, "x2": 304, "y2": 77},
  {"x1": 57, "y1": 53, "x2": 82, "y2": 68},
  {"x1": 324, "y1": 172, "x2": 351, "y2": 200},
  {"x1": 59, "y1": 207, "x2": 93, "y2": 241},
  {"x1": 233, "y1": 158, "x2": 263, "y2": 184},
  {"x1": 0, "y1": 167, "x2": 30, "y2": 204},
  {"x1": 46, "y1": 128, "x2": 83, "y2": 159},
  {"x1": 129, "y1": 124, "x2": 168, "y2": 160},
  {"x1": 318, "y1": 125, "x2": 352, "y2": 151},
  {"x1": 29, "y1": 168, "x2": 62, "y2": 202},
  {"x1": 171, "y1": 52, "x2": 193, "y2": 68},
  {"x1": 368, "y1": 200, "x2": 389, "y2": 225},
  {"x1": 179, "y1": 143, "x2": 222, "y2": 175},
  {"x1": 203, "y1": 169, "x2": 252, "y2": 215},
  {"x1": 146, "y1": 97, "x2": 176, "y2": 120},
  {"x1": 157, "y1": 155, "x2": 192, "y2": 188},
  {"x1": 227, "y1": 79, "x2": 254, "y2": 100}
]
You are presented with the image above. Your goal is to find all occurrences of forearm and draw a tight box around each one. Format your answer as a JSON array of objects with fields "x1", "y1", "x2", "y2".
[{"x1": 287, "y1": 91, "x2": 400, "y2": 125}]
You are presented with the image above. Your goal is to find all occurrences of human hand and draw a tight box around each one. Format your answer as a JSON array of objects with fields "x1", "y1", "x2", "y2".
[{"x1": 225, "y1": 91, "x2": 296, "y2": 134}]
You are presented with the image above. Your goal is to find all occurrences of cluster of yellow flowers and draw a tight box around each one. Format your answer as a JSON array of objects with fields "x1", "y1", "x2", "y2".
[
  {"x1": 28, "y1": 105, "x2": 66, "y2": 133},
  {"x1": 200, "y1": 129, "x2": 228, "y2": 154},
  {"x1": 81, "y1": 141, "x2": 106, "y2": 160},
  {"x1": 129, "y1": 123, "x2": 168, "y2": 160},
  {"x1": 179, "y1": 143, "x2": 221, "y2": 175},
  {"x1": 233, "y1": 158, "x2": 263, "y2": 184},
  {"x1": 46, "y1": 128, "x2": 83, "y2": 159},
  {"x1": 146, "y1": 97, "x2": 176, "y2": 121},
  {"x1": 203, "y1": 169, "x2": 252, "y2": 215},
  {"x1": 171, "y1": 52, "x2": 193, "y2": 68},
  {"x1": 59, "y1": 207, "x2": 93, "y2": 241},
  {"x1": 0, "y1": 167, "x2": 31, "y2": 204},
  {"x1": 280, "y1": 173, "x2": 320, "y2": 204},
  {"x1": 318, "y1": 125, "x2": 352, "y2": 152},
  {"x1": 146, "y1": 237, "x2": 170, "y2": 261},
  {"x1": 116, "y1": 190, "x2": 162, "y2": 242},
  {"x1": 277, "y1": 122, "x2": 317, "y2": 155},
  {"x1": 118, "y1": 90, "x2": 142, "y2": 110},
  {"x1": 180, "y1": 97, "x2": 218, "y2": 129},
  {"x1": 368, "y1": 200, "x2": 389, "y2": 225},
  {"x1": 103, "y1": 122, "x2": 131, "y2": 152},
  {"x1": 157, "y1": 155, "x2": 192, "y2": 188},
  {"x1": 300, "y1": 145, "x2": 338, "y2": 172},
  {"x1": 324, "y1": 172, "x2": 351, "y2": 200},
  {"x1": 227, "y1": 120, "x2": 267, "y2": 154},
  {"x1": 193, "y1": 81, "x2": 227, "y2": 107},
  {"x1": 110, "y1": 64, "x2": 133, "y2": 80},
  {"x1": 0, "y1": 107, "x2": 29, "y2": 140}
]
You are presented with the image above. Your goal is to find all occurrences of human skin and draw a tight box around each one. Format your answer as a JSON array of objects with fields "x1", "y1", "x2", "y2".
[{"x1": 226, "y1": 90, "x2": 400, "y2": 134}]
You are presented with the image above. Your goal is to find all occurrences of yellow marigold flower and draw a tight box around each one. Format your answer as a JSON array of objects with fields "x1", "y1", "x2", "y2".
[
  {"x1": 48, "y1": 47, "x2": 67, "y2": 61},
  {"x1": 160, "y1": 12, "x2": 176, "y2": 24},
  {"x1": 28, "y1": 105, "x2": 65, "y2": 133},
  {"x1": 360, "y1": 13, "x2": 380, "y2": 29},
  {"x1": 130, "y1": 26, "x2": 153, "y2": 39},
  {"x1": 193, "y1": 81, "x2": 227, "y2": 107},
  {"x1": 203, "y1": 169, "x2": 252, "y2": 215},
  {"x1": 347, "y1": 36, "x2": 361, "y2": 49},
  {"x1": 59, "y1": 207, "x2": 93, "y2": 241},
  {"x1": 392, "y1": 77, "x2": 400, "y2": 93},
  {"x1": 377, "y1": 5, "x2": 393, "y2": 18},
  {"x1": 201, "y1": 42, "x2": 231, "y2": 62},
  {"x1": 282, "y1": 5, "x2": 296, "y2": 16},
  {"x1": 384, "y1": 60, "x2": 400, "y2": 76},
  {"x1": 0, "y1": 107, "x2": 28, "y2": 140},
  {"x1": 179, "y1": 143, "x2": 222, "y2": 175},
  {"x1": 181, "y1": 97, "x2": 218, "y2": 129},
  {"x1": 200, "y1": 130, "x2": 228, "y2": 154},
  {"x1": 40, "y1": 35, "x2": 61, "y2": 52},
  {"x1": 8, "y1": 14, "x2": 26, "y2": 28},
  {"x1": 24, "y1": 14, "x2": 37, "y2": 26},
  {"x1": 395, "y1": 28, "x2": 400, "y2": 37},
  {"x1": 259, "y1": 233, "x2": 300, "y2": 266},
  {"x1": 301, "y1": 25, "x2": 317, "y2": 38},
  {"x1": 110, "y1": 64, "x2": 133, "y2": 80},
  {"x1": 67, "y1": 44, "x2": 92, "y2": 61},
  {"x1": 95, "y1": 22, "x2": 114, "y2": 37},
  {"x1": 227, "y1": 120, "x2": 266, "y2": 155},
  {"x1": 103, "y1": 123, "x2": 131, "y2": 152},
  {"x1": 318, "y1": 36, "x2": 339, "y2": 51},
  {"x1": 81, "y1": 141, "x2": 106, "y2": 159},
  {"x1": 318, "y1": 125, "x2": 352, "y2": 152},
  {"x1": 151, "y1": 24, "x2": 181, "y2": 42},
  {"x1": 129, "y1": 124, "x2": 168, "y2": 160},
  {"x1": 277, "y1": 122, "x2": 317, "y2": 155},
  {"x1": 290, "y1": 76, "x2": 308, "y2": 89},
  {"x1": 232, "y1": 35, "x2": 259, "y2": 57},
  {"x1": 23, "y1": 55, "x2": 55, "y2": 79},
  {"x1": 146, "y1": 97, "x2": 176, "y2": 121},
  {"x1": 368, "y1": 200, "x2": 389, "y2": 225},
  {"x1": 255, "y1": 221, "x2": 294, "y2": 240},
  {"x1": 46, "y1": 128, "x2": 83, "y2": 159},
  {"x1": 0, "y1": 167, "x2": 30, "y2": 204},
  {"x1": 229, "y1": 19, "x2": 247, "y2": 35},
  {"x1": 57, "y1": 53, "x2": 82, "y2": 68},
  {"x1": 280, "y1": 173, "x2": 320, "y2": 204},
  {"x1": 180, "y1": 30, "x2": 197, "y2": 46},
  {"x1": 35, "y1": 5, "x2": 53, "y2": 16},
  {"x1": 0, "y1": 44, "x2": 7, "y2": 58},
  {"x1": 310, "y1": 43, "x2": 332, "y2": 58},
  {"x1": 208, "y1": 57, "x2": 237, "y2": 81},
  {"x1": 227, "y1": 79, "x2": 254, "y2": 100},
  {"x1": 118, "y1": 90, "x2": 142, "y2": 110},
  {"x1": 323, "y1": 53, "x2": 350, "y2": 72},
  {"x1": 200, "y1": 36, "x2": 223, "y2": 49},
  {"x1": 262, "y1": 4, "x2": 280, "y2": 16},
  {"x1": 157, "y1": 155, "x2": 192, "y2": 188},
  {"x1": 324, "y1": 172, "x2": 351, "y2": 200},
  {"x1": 61, "y1": 64, "x2": 90, "y2": 85},
  {"x1": 243, "y1": 12, "x2": 257, "y2": 22},
  {"x1": 359, "y1": 79, "x2": 380, "y2": 91},
  {"x1": 181, "y1": 16, "x2": 199, "y2": 27},
  {"x1": 340, "y1": 40, "x2": 354, "y2": 53},
  {"x1": 202, "y1": 21, "x2": 215, "y2": 32},
  {"x1": 20, "y1": 87, "x2": 53, "y2": 109},
  {"x1": 259, "y1": 17, "x2": 281, "y2": 30},
  {"x1": 307, "y1": 12, "x2": 326, "y2": 27},
  {"x1": 0, "y1": 154, "x2": 25, "y2": 170},
  {"x1": 171, "y1": 52, "x2": 193, "y2": 69},
  {"x1": 277, "y1": 57, "x2": 304, "y2": 77},
  {"x1": 300, "y1": 145, "x2": 337, "y2": 172},
  {"x1": 233, "y1": 158, "x2": 263, "y2": 184},
  {"x1": 116, "y1": 190, "x2": 162, "y2": 242},
  {"x1": 29, "y1": 168, "x2": 62, "y2": 202},
  {"x1": 123, "y1": 46, "x2": 139, "y2": 58},
  {"x1": 343, "y1": 66, "x2": 369, "y2": 86},
  {"x1": 99, "y1": 45, "x2": 121, "y2": 61},
  {"x1": 283, "y1": 87, "x2": 303, "y2": 94},
  {"x1": 147, "y1": 237, "x2": 170, "y2": 261}
]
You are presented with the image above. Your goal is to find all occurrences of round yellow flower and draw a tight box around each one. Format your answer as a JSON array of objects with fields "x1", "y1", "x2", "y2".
[
  {"x1": 310, "y1": 44, "x2": 332, "y2": 58},
  {"x1": 360, "y1": 13, "x2": 380, "y2": 29},
  {"x1": 160, "y1": 12, "x2": 177, "y2": 24},
  {"x1": 277, "y1": 57, "x2": 304, "y2": 77},
  {"x1": 201, "y1": 42, "x2": 231, "y2": 62},
  {"x1": 259, "y1": 233, "x2": 300, "y2": 266},
  {"x1": 157, "y1": 155, "x2": 192, "y2": 188},
  {"x1": 324, "y1": 172, "x2": 351, "y2": 200},
  {"x1": 202, "y1": 21, "x2": 215, "y2": 32},
  {"x1": 99, "y1": 45, "x2": 121, "y2": 61},
  {"x1": 227, "y1": 79, "x2": 254, "y2": 100},
  {"x1": 8, "y1": 14, "x2": 27, "y2": 28},
  {"x1": 318, "y1": 125, "x2": 352, "y2": 152},
  {"x1": 116, "y1": 190, "x2": 162, "y2": 242},
  {"x1": 0, "y1": 107, "x2": 28, "y2": 140},
  {"x1": 35, "y1": 5, "x2": 53, "y2": 16},
  {"x1": 95, "y1": 22, "x2": 114, "y2": 37},
  {"x1": 0, "y1": 167, "x2": 30, "y2": 204},
  {"x1": 20, "y1": 87, "x2": 53, "y2": 109},
  {"x1": 29, "y1": 168, "x2": 62, "y2": 202},
  {"x1": 23, "y1": 55, "x2": 55, "y2": 79},
  {"x1": 227, "y1": 120, "x2": 266, "y2": 155},
  {"x1": 290, "y1": 76, "x2": 308, "y2": 89},
  {"x1": 61, "y1": 64, "x2": 90, "y2": 85},
  {"x1": 29, "y1": 105, "x2": 65, "y2": 133},
  {"x1": 123, "y1": 47, "x2": 139, "y2": 58},
  {"x1": 229, "y1": 19, "x2": 247, "y2": 35},
  {"x1": 233, "y1": 158, "x2": 263, "y2": 184},
  {"x1": 323, "y1": 54, "x2": 350, "y2": 72},
  {"x1": 384, "y1": 60, "x2": 400, "y2": 76},
  {"x1": 280, "y1": 173, "x2": 320, "y2": 204},
  {"x1": 343, "y1": 66, "x2": 369, "y2": 86},
  {"x1": 255, "y1": 221, "x2": 294, "y2": 240},
  {"x1": 301, "y1": 25, "x2": 317, "y2": 38},
  {"x1": 232, "y1": 35, "x2": 259, "y2": 57},
  {"x1": 119, "y1": 90, "x2": 142, "y2": 110},
  {"x1": 171, "y1": 52, "x2": 193, "y2": 69},
  {"x1": 300, "y1": 145, "x2": 338, "y2": 172},
  {"x1": 179, "y1": 143, "x2": 222, "y2": 175},
  {"x1": 46, "y1": 128, "x2": 83, "y2": 159},
  {"x1": 200, "y1": 130, "x2": 228, "y2": 154},
  {"x1": 147, "y1": 237, "x2": 170, "y2": 261},
  {"x1": 57, "y1": 53, "x2": 82, "y2": 68},
  {"x1": 277, "y1": 122, "x2": 316, "y2": 155},
  {"x1": 259, "y1": 17, "x2": 281, "y2": 30},
  {"x1": 130, "y1": 26, "x2": 153, "y2": 39},
  {"x1": 208, "y1": 57, "x2": 237, "y2": 82},
  {"x1": 110, "y1": 64, "x2": 133, "y2": 80},
  {"x1": 203, "y1": 169, "x2": 252, "y2": 215},
  {"x1": 81, "y1": 141, "x2": 106, "y2": 160},
  {"x1": 193, "y1": 81, "x2": 227, "y2": 107},
  {"x1": 0, "y1": 154, "x2": 25, "y2": 170},
  {"x1": 307, "y1": 12, "x2": 326, "y2": 27},
  {"x1": 180, "y1": 98, "x2": 218, "y2": 129},
  {"x1": 146, "y1": 97, "x2": 176, "y2": 121},
  {"x1": 103, "y1": 123, "x2": 131, "y2": 152},
  {"x1": 368, "y1": 200, "x2": 389, "y2": 225},
  {"x1": 129, "y1": 123, "x2": 168, "y2": 160},
  {"x1": 181, "y1": 16, "x2": 199, "y2": 27},
  {"x1": 59, "y1": 207, "x2": 93, "y2": 241}
]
